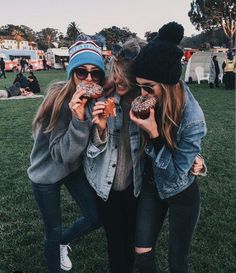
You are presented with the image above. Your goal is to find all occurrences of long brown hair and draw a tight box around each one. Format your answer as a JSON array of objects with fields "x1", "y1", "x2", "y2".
[
  {"x1": 157, "y1": 81, "x2": 185, "y2": 150},
  {"x1": 32, "y1": 79, "x2": 76, "y2": 135}
]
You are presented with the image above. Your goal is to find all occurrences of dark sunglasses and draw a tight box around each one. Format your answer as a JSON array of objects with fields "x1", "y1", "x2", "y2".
[
  {"x1": 75, "y1": 67, "x2": 104, "y2": 82},
  {"x1": 136, "y1": 83, "x2": 156, "y2": 94}
]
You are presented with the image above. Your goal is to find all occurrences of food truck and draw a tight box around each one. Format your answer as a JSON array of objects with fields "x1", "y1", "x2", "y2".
[
  {"x1": 45, "y1": 47, "x2": 69, "y2": 69},
  {"x1": 0, "y1": 49, "x2": 44, "y2": 71}
]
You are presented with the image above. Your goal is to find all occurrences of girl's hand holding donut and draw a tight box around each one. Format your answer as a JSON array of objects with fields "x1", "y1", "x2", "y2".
[
  {"x1": 92, "y1": 101, "x2": 108, "y2": 136},
  {"x1": 69, "y1": 89, "x2": 88, "y2": 121},
  {"x1": 129, "y1": 108, "x2": 159, "y2": 139}
]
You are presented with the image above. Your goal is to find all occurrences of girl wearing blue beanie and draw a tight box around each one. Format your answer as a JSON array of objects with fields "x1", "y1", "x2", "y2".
[{"x1": 28, "y1": 37, "x2": 105, "y2": 273}]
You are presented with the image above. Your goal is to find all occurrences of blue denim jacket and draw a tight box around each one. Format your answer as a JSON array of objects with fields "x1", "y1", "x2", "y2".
[
  {"x1": 84, "y1": 92, "x2": 143, "y2": 201},
  {"x1": 145, "y1": 82, "x2": 207, "y2": 199}
]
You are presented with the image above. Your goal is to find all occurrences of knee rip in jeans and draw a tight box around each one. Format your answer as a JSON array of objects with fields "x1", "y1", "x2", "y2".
[{"x1": 135, "y1": 247, "x2": 153, "y2": 254}]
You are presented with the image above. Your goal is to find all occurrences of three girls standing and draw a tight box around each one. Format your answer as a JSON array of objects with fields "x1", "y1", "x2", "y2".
[{"x1": 29, "y1": 22, "x2": 206, "y2": 273}]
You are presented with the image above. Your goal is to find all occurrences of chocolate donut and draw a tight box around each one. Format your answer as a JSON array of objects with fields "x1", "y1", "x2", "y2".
[
  {"x1": 77, "y1": 82, "x2": 104, "y2": 99},
  {"x1": 131, "y1": 95, "x2": 158, "y2": 119}
]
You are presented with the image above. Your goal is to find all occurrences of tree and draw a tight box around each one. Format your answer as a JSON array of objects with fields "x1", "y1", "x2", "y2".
[
  {"x1": 19, "y1": 25, "x2": 36, "y2": 41},
  {"x1": 66, "y1": 22, "x2": 81, "y2": 43},
  {"x1": 12, "y1": 30, "x2": 23, "y2": 49},
  {"x1": 36, "y1": 28, "x2": 59, "y2": 50},
  {"x1": 144, "y1": 31, "x2": 158, "y2": 42},
  {"x1": 0, "y1": 24, "x2": 36, "y2": 42},
  {"x1": 99, "y1": 26, "x2": 136, "y2": 49},
  {"x1": 188, "y1": 0, "x2": 236, "y2": 49},
  {"x1": 180, "y1": 28, "x2": 230, "y2": 49}
]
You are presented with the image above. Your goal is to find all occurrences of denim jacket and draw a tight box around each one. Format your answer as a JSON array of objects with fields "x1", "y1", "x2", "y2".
[
  {"x1": 84, "y1": 92, "x2": 143, "y2": 201},
  {"x1": 145, "y1": 82, "x2": 207, "y2": 199}
]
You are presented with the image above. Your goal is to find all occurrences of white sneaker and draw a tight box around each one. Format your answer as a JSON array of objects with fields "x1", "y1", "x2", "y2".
[{"x1": 60, "y1": 244, "x2": 72, "y2": 271}]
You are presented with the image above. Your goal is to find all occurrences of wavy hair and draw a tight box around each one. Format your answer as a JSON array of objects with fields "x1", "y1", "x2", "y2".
[
  {"x1": 32, "y1": 78, "x2": 76, "y2": 136},
  {"x1": 156, "y1": 81, "x2": 185, "y2": 150},
  {"x1": 107, "y1": 38, "x2": 147, "y2": 92}
]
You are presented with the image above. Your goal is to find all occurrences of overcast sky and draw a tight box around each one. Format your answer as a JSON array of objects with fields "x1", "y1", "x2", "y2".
[{"x1": 0, "y1": 0, "x2": 200, "y2": 38}]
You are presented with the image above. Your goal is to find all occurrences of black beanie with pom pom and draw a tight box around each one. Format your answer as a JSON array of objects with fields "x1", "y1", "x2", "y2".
[{"x1": 135, "y1": 22, "x2": 184, "y2": 85}]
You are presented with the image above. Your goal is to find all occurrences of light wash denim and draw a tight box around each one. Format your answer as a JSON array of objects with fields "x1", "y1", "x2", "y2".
[
  {"x1": 145, "y1": 82, "x2": 207, "y2": 199},
  {"x1": 84, "y1": 92, "x2": 143, "y2": 201}
]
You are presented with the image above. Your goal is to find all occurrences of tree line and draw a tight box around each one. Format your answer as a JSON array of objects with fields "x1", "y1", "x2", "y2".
[
  {"x1": 0, "y1": 23, "x2": 137, "y2": 51},
  {"x1": 0, "y1": 1, "x2": 235, "y2": 51}
]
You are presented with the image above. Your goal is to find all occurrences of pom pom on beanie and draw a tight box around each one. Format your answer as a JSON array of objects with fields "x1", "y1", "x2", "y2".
[
  {"x1": 135, "y1": 22, "x2": 184, "y2": 85},
  {"x1": 159, "y1": 22, "x2": 184, "y2": 45}
]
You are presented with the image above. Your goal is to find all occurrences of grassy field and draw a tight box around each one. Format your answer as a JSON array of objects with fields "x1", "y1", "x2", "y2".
[{"x1": 0, "y1": 70, "x2": 235, "y2": 273}]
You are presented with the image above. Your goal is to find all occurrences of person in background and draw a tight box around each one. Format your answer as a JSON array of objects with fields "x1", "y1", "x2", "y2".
[
  {"x1": 0, "y1": 82, "x2": 23, "y2": 98},
  {"x1": 209, "y1": 55, "x2": 220, "y2": 88},
  {"x1": 13, "y1": 72, "x2": 29, "y2": 88},
  {"x1": 27, "y1": 38, "x2": 105, "y2": 273},
  {"x1": 27, "y1": 62, "x2": 33, "y2": 72},
  {"x1": 26, "y1": 72, "x2": 41, "y2": 93},
  {"x1": 222, "y1": 51, "x2": 236, "y2": 90},
  {"x1": 42, "y1": 57, "x2": 48, "y2": 70},
  {"x1": 20, "y1": 58, "x2": 27, "y2": 73},
  {"x1": 130, "y1": 22, "x2": 207, "y2": 273},
  {"x1": 0, "y1": 57, "x2": 7, "y2": 79}
]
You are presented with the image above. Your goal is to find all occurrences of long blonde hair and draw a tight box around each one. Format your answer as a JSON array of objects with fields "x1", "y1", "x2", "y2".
[
  {"x1": 157, "y1": 81, "x2": 185, "y2": 150},
  {"x1": 32, "y1": 79, "x2": 76, "y2": 135},
  {"x1": 107, "y1": 57, "x2": 136, "y2": 91}
]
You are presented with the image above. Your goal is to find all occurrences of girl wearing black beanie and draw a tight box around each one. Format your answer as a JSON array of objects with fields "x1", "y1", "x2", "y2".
[{"x1": 130, "y1": 22, "x2": 207, "y2": 273}]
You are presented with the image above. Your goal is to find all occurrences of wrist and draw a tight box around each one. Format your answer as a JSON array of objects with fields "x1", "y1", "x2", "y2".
[
  {"x1": 74, "y1": 113, "x2": 84, "y2": 121},
  {"x1": 98, "y1": 127, "x2": 106, "y2": 140},
  {"x1": 149, "y1": 130, "x2": 159, "y2": 139},
  {"x1": 98, "y1": 127, "x2": 105, "y2": 136}
]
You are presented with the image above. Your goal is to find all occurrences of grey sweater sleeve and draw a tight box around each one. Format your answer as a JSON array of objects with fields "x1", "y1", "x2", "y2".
[{"x1": 49, "y1": 101, "x2": 92, "y2": 164}]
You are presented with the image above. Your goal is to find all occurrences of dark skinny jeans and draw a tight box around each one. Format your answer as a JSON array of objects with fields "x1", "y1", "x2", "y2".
[
  {"x1": 135, "y1": 180, "x2": 200, "y2": 273},
  {"x1": 31, "y1": 166, "x2": 100, "y2": 273},
  {"x1": 96, "y1": 184, "x2": 138, "y2": 273}
]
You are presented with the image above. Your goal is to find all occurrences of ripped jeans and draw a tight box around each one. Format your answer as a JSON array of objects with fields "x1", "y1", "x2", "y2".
[{"x1": 135, "y1": 180, "x2": 200, "y2": 273}]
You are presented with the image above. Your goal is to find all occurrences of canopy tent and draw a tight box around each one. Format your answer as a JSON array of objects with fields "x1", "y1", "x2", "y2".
[{"x1": 185, "y1": 51, "x2": 226, "y2": 83}]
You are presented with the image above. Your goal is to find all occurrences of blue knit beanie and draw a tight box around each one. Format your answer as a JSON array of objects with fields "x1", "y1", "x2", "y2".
[{"x1": 67, "y1": 40, "x2": 105, "y2": 79}]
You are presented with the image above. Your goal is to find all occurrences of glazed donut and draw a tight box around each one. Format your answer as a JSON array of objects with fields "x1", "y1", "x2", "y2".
[
  {"x1": 103, "y1": 97, "x2": 116, "y2": 118},
  {"x1": 77, "y1": 82, "x2": 104, "y2": 99},
  {"x1": 131, "y1": 95, "x2": 158, "y2": 119}
]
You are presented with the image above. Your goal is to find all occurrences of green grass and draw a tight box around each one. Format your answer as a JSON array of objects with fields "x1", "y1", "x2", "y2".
[
  {"x1": 0, "y1": 71, "x2": 235, "y2": 273},
  {"x1": 0, "y1": 70, "x2": 67, "y2": 93}
]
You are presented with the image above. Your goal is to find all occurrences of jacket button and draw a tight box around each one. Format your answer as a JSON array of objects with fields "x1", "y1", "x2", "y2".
[
  {"x1": 107, "y1": 181, "x2": 112, "y2": 185},
  {"x1": 114, "y1": 145, "x2": 118, "y2": 149},
  {"x1": 112, "y1": 164, "x2": 116, "y2": 168}
]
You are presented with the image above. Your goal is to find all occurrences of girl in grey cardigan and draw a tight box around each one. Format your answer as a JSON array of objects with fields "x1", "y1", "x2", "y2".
[{"x1": 28, "y1": 38, "x2": 105, "y2": 273}]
